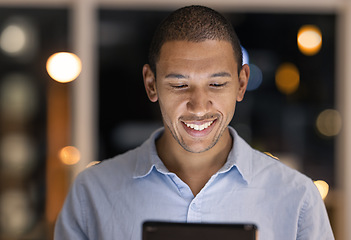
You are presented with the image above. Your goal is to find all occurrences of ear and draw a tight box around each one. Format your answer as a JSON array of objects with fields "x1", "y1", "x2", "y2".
[
  {"x1": 236, "y1": 64, "x2": 250, "y2": 102},
  {"x1": 142, "y1": 64, "x2": 158, "y2": 102}
]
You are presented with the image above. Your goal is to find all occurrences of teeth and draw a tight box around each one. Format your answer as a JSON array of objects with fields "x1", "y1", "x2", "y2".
[{"x1": 185, "y1": 121, "x2": 213, "y2": 131}]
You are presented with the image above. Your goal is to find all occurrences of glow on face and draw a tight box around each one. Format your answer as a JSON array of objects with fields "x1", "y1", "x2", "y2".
[{"x1": 155, "y1": 40, "x2": 246, "y2": 153}]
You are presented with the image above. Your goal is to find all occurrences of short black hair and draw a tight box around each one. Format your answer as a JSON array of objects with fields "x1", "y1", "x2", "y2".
[{"x1": 148, "y1": 5, "x2": 243, "y2": 75}]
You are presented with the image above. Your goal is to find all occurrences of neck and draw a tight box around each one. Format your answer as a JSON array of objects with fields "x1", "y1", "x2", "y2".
[{"x1": 156, "y1": 127, "x2": 233, "y2": 195}]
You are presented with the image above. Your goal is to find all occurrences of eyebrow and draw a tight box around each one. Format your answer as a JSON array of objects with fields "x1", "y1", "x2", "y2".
[
  {"x1": 210, "y1": 72, "x2": 232, "y2": 78},
  {"x1": 165, "y1": 73, "x2": 189, "y2": 79},
  {"x1": 164, "y1": 72, "x2": 232, "y2": 79}
]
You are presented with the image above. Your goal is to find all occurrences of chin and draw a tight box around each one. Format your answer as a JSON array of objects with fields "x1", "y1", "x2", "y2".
[{"x1": 180, "y1": 140, "x2": 217, "y2": 154}]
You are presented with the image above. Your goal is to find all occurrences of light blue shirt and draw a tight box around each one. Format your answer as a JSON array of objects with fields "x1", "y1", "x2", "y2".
[{"x1": 54, "y1": 127, "x2": 334, "y2": 240}]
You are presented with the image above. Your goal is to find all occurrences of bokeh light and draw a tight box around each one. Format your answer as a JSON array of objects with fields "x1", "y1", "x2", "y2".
[
  {"x1": 297, "y1": 25, "x2": 322, "y2": 56},
  {"x1": 275, "y1": 63, "x2": 300, "y2": 95},
  {"x1": 0, "y1": 134, "x2": 36, "y2": 176},
  {"x1": 314, "y1": 180, "x2": 329, "y2": 200},
  {"x1": 246, "y1": 64, "x2": 263, "y2": 91},
  {"x1": 59, "y1": 146, "x2": 81, "y2": 165},
  {"x1": 0, "y1": 189, "x2": 34, "y2": 236},
  {"x1": 0, "y1": 25, "x2": 26, "y2": 54},
  {"x1": 0, "y1": 17, "x2": 37, "y2": 59},
  {"x1": 316, "y1": 109, "x2": 342, "y2": 137},
  {"x1": 46, "y1": 52, "x2": 82, "y2": 83},
  {"x1": 0, "y1": 73, "x2": 38, "y2": 122}
]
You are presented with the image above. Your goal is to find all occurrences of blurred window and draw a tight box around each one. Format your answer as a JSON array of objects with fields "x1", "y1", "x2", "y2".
[{"x1": 0, "y1": 7, "x2": 68, "y2": 239}]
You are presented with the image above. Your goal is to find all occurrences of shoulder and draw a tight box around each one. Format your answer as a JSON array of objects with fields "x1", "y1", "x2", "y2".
[
  {"x1": 230, "y1": 127, "x2": 314, "y2": 192},
  {"x1": 251, "y1": 149, "x2": 316, "y2": 194},
  {"x1": 250, "y1": 150, "x2": 326, "y2": 221},
  {"x1": 71, "y1": 129, "x2": 161, "y2": 193},
  {"x1": 250, "y1": 150, "x2": 333, "y2": 239},
  {"x1": 75, "y1": 147, "x2": 140, "y2": 188}
]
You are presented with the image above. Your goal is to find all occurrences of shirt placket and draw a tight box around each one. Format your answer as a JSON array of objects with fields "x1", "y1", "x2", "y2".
[
  {"x1": 187, "y1": 196, "x2": 203, "y2": 222},
  {"x1": 167, "y1": 173, "x2": 204, "y2": 222}
]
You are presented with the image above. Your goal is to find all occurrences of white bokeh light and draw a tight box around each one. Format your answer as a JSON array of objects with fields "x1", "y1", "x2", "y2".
[
  {"x1": 0, "y1": 25, "x2": 26, "y2": 54},
  {"x1": 297, "y1": 25, "x2": 322, "y2": 56},
  {"x1": 0, "y1": 17, "x2": 38, "y2": 59},
  {"x1": 46, "y1": 52, "x2": 82, "y2": 83}
]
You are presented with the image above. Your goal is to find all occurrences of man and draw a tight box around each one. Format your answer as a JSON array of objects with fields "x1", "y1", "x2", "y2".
[{"x1": 54, "y1": 5, "x2": 334, "y2": 240}]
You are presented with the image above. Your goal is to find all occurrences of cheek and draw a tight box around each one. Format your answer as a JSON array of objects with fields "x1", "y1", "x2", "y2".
[
  {"x1": 214, "y1": 95, "x2": 237, "y2": 120},
  {"x1": 229, "y1": 97, "x2": 238, "y2": 113},
  {"x1": 214, "y1": 92, "x2": 237, "y2": 108},
  {"x1": 158, "y1": 94, "x2": 185, "y2": 122}
]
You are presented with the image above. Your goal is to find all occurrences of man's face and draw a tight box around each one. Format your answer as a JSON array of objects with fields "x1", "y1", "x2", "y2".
[{"x1": 143, "y1": 40, "x2": 249, "y2": 153}]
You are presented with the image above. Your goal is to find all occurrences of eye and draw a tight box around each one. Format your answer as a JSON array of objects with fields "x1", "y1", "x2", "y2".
[
  {"x1": 172, "y1": 84, "x2": 188, "y2": 89},
  {"x1": 210, "y1": 82, "x2": 228, "y2": 88}
]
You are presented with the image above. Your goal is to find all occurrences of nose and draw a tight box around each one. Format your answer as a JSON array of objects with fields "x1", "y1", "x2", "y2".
[{"x1": 186, "y1": 87, "x2": 212, "y2": 116}]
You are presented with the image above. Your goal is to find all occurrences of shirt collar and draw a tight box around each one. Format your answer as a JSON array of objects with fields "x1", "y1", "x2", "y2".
[
  {"x1": 133, "y1": 126, "x2": 253, "y2": 184},
  {"x1": 133, "y1": 128, "x2": 168, "y2": 178},
  {"x1": 218, "y1": 126, "x2": 253, "y2": 184}
]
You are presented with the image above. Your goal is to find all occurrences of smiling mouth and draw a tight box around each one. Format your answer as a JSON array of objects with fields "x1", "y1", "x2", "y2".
[{"x1": 183, "y1": 120, "x2": 214, "y2": 131}]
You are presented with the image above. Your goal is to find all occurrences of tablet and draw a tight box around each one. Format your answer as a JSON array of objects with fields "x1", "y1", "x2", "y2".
[{"x1": 142, "y1": 221, "x2": 258, "y2": 240}]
